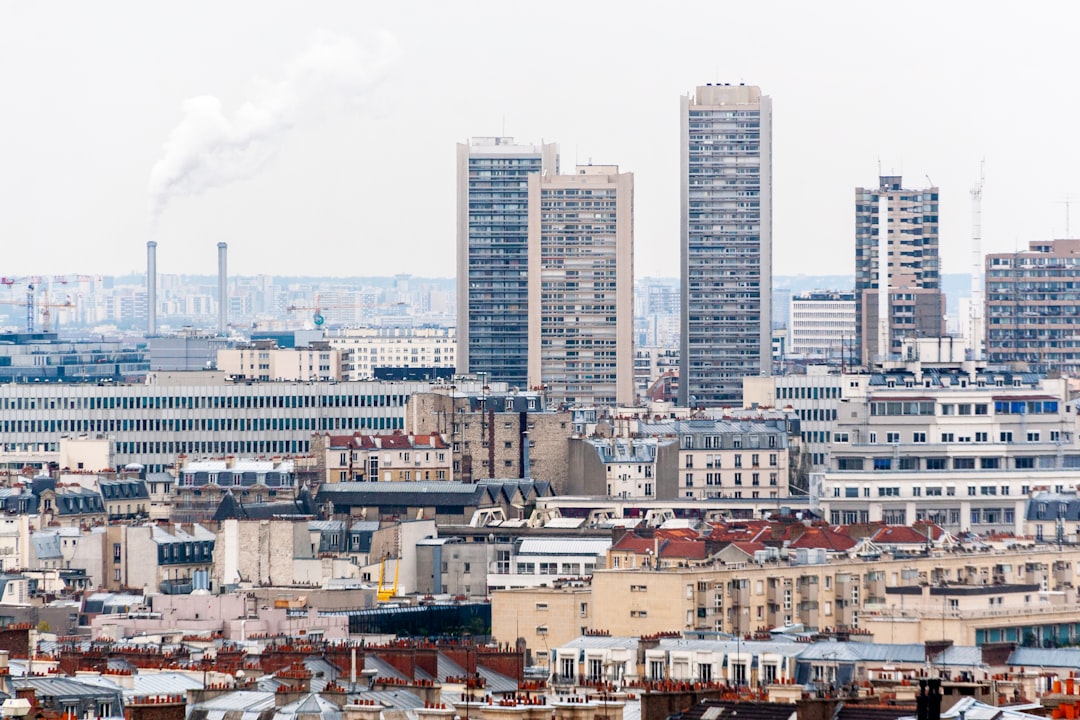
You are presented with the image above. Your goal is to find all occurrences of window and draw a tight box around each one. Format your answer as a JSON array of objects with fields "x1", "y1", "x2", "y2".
[
  {"x1": 913, "y1": 432, "x2": 927, "y2": 443},
  {"x1": 887, "y1": 432, "x2": 900, "y2": 444},
  {"x1": 1028, "y1": 432, "x2": 1041, "y2": 442},
  {"x1": 1000, "y1": 432, "x2": 1013, "y2": 443}
]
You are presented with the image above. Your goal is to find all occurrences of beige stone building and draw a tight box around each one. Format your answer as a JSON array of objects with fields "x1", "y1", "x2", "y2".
[
  {"x1": 406, "y1": 390, "x2": 572, "y2": 490},
  {"x1": 492, "y1": 545, "x2": 1080, "y2": 657},
  {"x1": 217, "y1": 340, "x2": 341, "y2": 382},
  {"x1": 311, "y1": 432, "x2": 451, "y2": 484},
  {"x1": 527, "y1": 165, "x2": 634, "y2": 407}
]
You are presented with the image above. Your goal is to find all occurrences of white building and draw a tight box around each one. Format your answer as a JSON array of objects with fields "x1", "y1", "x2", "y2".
[
  {"x1": 0, "y1": 378, "x2": 495, "y2": 472},
  {"x1": 326, "y1": 327, "x2": 456, "y2": 381},
  {"x1": 788, "y1": 291, "x2": 856, "y2": 360},
  {"x1": 216, "y1": 342, "x2": 341, "y2": 382}
]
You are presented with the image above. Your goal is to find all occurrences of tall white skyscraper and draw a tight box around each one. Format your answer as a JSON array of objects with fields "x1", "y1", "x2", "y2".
[
  {"x1": 456, "y1": 138, "x2": 558, "y2": 386},
  {"x1": 679, "y1": 84, "x2": 773, "y2": 407},
  {"x1": 527, "y1": 165, "x2": 635, "y2": 407}
]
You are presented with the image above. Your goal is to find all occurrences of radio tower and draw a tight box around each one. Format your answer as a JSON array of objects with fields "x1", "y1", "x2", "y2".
[{"x1": 970, "y1": 162, "x2": 986, "y2": 362}]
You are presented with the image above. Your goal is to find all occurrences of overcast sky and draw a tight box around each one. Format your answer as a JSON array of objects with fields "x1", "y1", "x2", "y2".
[{"x1": 2, "y1": 1, "x2": 1078, "y2": 281}]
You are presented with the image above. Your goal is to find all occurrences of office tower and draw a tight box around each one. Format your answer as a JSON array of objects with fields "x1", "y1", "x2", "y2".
[
  {"x1": 527, "y1": 165, "x2": 634, "y2": 407},
  {"x1": 457, "y1": 137, "x2": 558, "y2": 386},
  {"x1": 854, "y1": 176, "x2": 944, "y2": 365},
  {"x1": 679, "y1": 84, "x2": 772, "y2": 408},
  {"x1": 986, "y1": 239, "x2": 1080, "y2": 374},
  {"x1": 788, "y1": 290, "x2": 857, "y2": 361}
]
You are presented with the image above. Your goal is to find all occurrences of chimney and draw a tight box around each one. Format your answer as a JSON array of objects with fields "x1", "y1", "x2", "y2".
[
  {"x1": 217, "y1": 242, "x2": 228, "y2": 335},
  {"x1": 147, "y1": 241, "x2": 157, "y2": 336}
]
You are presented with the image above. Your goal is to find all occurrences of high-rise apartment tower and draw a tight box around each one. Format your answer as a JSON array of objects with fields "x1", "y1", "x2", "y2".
[
  {"x1": 457, "y1": 138, "x2": 558, "y2": 386},
  {"x1": 527, "y1": 165, "x2": 635, "y2": 407},
  {"x1": 679, "y1": 84, "x2": 773, "y2": 407},
  {"x1": 854, "y1": 176, "x2": 944, "y2": 364}
]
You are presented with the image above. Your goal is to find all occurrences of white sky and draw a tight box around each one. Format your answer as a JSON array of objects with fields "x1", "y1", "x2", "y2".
[{"x1": 1, "y1": 1, "x2": 1077, "y2": 281}]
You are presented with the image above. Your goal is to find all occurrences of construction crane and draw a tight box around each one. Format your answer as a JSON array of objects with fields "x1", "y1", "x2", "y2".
[
  {"x1": 0, "y1": 288, "x2": 76, "y2": 333},
  {"x1": 376, "y1": 554, "x2": 399, "y2": 602},
  {"x1": 0, "y1": 275, "x2": 95, "y2": 333}
]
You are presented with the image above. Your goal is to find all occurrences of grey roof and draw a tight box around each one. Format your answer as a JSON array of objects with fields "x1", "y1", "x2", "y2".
[
  {"x1": 14, "y1": 676, "x2": 124, "y2": 701},
  {"x1": 560, "y1": 636, "x2": 641, "y2": 651},
  {"x1": 347, "y1": 689, "x2": 427, "y2": 711},
  {"x1": 1026, "y1": 492, "x2": 1080, "y2": 521},
  {"x1": 98, "y1": 478, "x2": 150, "y2": 500},
  {"x1": 31, "y1": 532, "x2": 63, "y2": 560},
  {"x1": 589, "y1": 438, "x2": 661, "y2": 464},
  {"x1": 932, "y1": 645, "x2": 984, "y2": 667},
  {"x1": 187, "y1": 689, "x2": 277, "y2": 720},
  {"x1": 309, "y1": 520, "x2": 346, "y2": 532},
  {"x1": 1008, "y1": 646, "x2": 1080, "y2": 669},
  {"x1": 362, "y1": 654, "x2": 410, "y2": 681},
  {"x1": 475, "y1": 665, "x2": 518, "y2": 695},
  {"x1": 125, "y1": 671, "x2": 204, "y2": 700},
  {"x1": 516, "y1": 538, "x2": 612, "y2": 556},
  {"x1": 276, "y1": 693, "x2": 343, "y2": 720},
  {"x1": 794, "y1": 641, "x2": 926, "y2": 663}
]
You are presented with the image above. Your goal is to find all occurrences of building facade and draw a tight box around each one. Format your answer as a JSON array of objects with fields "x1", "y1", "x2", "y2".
[
  {"x1": 855, "y1": 175, "x2": 944, "y2": 364},
  {"x1": 788, "y1": 291, "x2": 856, "y2": 361},
  {"x1": 325, "y1": 327, "x2": 456, "y2": 381},
  {"x1": 216, "y1": 341, "x2": 341, "y2": 382},
  {"x1": 679, "y1": 84, "x2": 773, "y2": 407},
  {"x1": 457, "y1": 137, "x2": 558, "y2": 387},
  {"x1": 0, "y1": 378, "x2": 491, "y2": 473},
  {"x1": 986, "y1": 239, "x2": 1080, "y2": 375},
  {"x1": 528, "y1": 165, "x2": 634, "y2": 407}
]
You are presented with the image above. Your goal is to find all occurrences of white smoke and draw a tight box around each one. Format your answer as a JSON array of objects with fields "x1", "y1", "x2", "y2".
[{"x1": 148, "y1": 30, "x2": 399, "y2": 217}]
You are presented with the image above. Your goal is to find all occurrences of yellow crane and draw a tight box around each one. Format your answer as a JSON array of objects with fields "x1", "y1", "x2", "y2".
[{"x1": 377, "y1": 554, "x2": 399, "y2": 602}]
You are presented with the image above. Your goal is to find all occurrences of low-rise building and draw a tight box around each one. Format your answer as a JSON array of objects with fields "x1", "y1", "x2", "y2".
[
  {"x1": 217, "y1": 340, "x2": 342, "y2": 381},
  {"x1": 311, "y1": 432, "x2": 451, "y2": 484},
  {"x1": 326, "y1": 326, "x2": 456, "y2": 381}
]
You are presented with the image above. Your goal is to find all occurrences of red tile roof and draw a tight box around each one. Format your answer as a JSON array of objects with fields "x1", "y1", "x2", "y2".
[{"x1": 788, "y1": 526, "x2": 857, "y2": 552}]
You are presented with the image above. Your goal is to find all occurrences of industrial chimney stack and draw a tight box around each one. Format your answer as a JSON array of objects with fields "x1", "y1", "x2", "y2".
[
  {"x1": 146, "y1": 241, "x2": 157, "y2": 336},
  {"x1": 217, "y1": 242, "x2": 228, "y2": 335}
]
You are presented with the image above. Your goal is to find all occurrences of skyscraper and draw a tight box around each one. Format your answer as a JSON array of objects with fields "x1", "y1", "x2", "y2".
[
  {"x1": 456, "y1": 137, "x2": 558, "y2": 386},
  {"x1": 854, "y1": 176, "x2": 944, "y2": 364},
  {"x1": 527, "y1": 165, "x2": 635, "y2": 407},
  {"x1": 679, "y1": 84, "x2": 773, "y2": 407}
]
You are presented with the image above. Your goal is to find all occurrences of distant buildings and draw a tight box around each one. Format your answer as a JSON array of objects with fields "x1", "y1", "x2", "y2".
[
  {"x1": 528, "y1": 165, "x2": 635, "y2": 406},
  {"x1": 854, "y1": 175, "x2": 944, "y2": 364},
  {"x1": 680, "y1": 84, "x2": 773, "y2": 407},
  {"x1": 986, "y1": 239, "x2": 1080, "y2": 374},
  {"x1": 457, "y1": 137, "x2": 558, "y2": 388}
]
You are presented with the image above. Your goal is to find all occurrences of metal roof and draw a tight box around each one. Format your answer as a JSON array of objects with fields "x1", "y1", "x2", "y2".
[
  {"x1": 1008, "y1": 646, "x2": 1080, "y2": 669},
  {"x1": 516, "y1": 538, "x2": 612, "y2": 556},
  {"x1": 559, "y1": 636, "x2": 640, "y2": 651},
  {"x1": 125, "y1": 672, "x2": 204, "y2": 699}
]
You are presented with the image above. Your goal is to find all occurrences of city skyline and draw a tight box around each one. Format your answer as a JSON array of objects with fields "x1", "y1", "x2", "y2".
[{"x1": 2, "y1": 2, "x2": 1079, "y2": 280}]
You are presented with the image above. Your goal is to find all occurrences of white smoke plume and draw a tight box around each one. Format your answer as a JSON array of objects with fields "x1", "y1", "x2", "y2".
[{"x1": 148, "y1": 30, "x2": 399, "y2": 217}]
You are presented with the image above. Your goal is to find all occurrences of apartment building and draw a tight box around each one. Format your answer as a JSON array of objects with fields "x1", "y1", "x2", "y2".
[
  {"x1": 855, "y1": 175, "x2": 944, "y2": 364},
  {"x1": 744, "y1": 368, "x2": 846, "y2": 470},
  {"x1": 817, "y1": 364, "x2": 1078, "y2": 533},
  {"x1": 216, "y1": 341, "x2": 341, "y2": 381},
  {"x1": 457, "y1": 137, "x2": 558, "y2": 387},
  {"x1": 105, "y1": 523, "x2": 215, "y2": 594},
  {"x1": 527, "y1": 165, "x2": 635, "y2": 407},
  {"x1": 680, "y1": 84, "x2": 773, "y2": 407},
  {"x1": 406, "y1": 391, "x2": 572, "y2": 489},
  {"x1": 0, "y1": 378, "x2": 492, "y2": 473},
  {"x1": 638, "y1": 418, "x2": 790, "y2": 501},
  {"x1": 565, "y1": 437, "x2": 678, "y2": 498},
  {"x1": 311, "y1": 432, "x2": 451, "y2": 484},
  {"x1": 325, "y1": 327, "x2": 456, "y2": 381},
  {"x1": 492, "y1": 545, "x2": 1080, "y2": 655},
  {"x1": 986, "y1": 239, "x2": 1080, "y2": 374}
]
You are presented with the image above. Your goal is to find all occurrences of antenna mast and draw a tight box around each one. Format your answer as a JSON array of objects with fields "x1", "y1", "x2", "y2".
[{"x1": 970, "y1": 161, "x2": 986, "y2": 362}]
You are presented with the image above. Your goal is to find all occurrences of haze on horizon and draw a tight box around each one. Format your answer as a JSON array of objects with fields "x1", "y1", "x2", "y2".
[{"x1": 1, "y1": 1, "x2": 1077, "y2": 281}]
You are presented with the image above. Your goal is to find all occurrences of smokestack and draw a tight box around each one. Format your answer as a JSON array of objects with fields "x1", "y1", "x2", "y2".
[
  {"x1": 217, "y1": 242, "x2": 227, "y2": 335},
  {"x1": 147, "y1": 241, "x2": 157, "y2": 336}
]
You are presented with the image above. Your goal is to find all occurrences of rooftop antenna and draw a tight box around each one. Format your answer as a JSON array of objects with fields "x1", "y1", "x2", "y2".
[
  {"x1": 925, "y1": 174, "x2": 934, "y2": 187},
  {"x1": 969, "y1": 161, "x2": 986, "y2": 362},
  {"x1": 1055, "y1": 194, "x2": 1073, "y2": 237}
]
